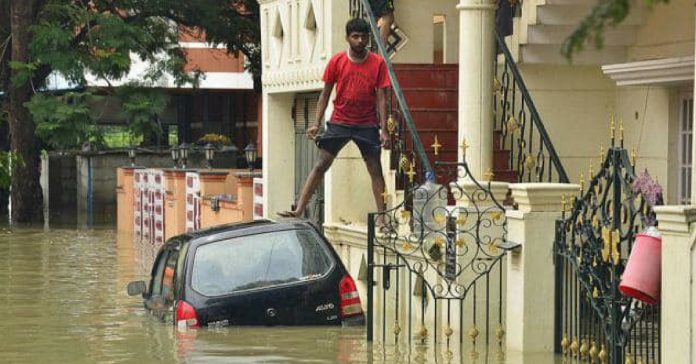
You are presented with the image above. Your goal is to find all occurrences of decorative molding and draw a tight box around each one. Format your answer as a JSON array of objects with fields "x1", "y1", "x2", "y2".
[
  {"x1": 509, "y1": 183, "x2": 580, "y2": 212},
  {"x1": 602, "y1": 56, "x2": 694, "y2": 86},
  {"x1": 261, "y1": 65, "x2": 325, "y2": 90},
  {"x1": 654, "y1": 205, "x2": 696, "y2": 234}
]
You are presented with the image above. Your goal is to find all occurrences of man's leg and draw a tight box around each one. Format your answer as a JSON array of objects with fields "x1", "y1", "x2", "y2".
[
  {"x1": 363, "y1": 153, "x2": 386, "y2": 213},
  {"x1": 377, "y1": 12, "x2": 393, "y2": 49},
  {"x1": 290, "y1": 149, "x2": 336, "y2": 217}
]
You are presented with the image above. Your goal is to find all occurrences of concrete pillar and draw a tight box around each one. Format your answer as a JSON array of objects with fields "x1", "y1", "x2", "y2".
[
  {"x1": 262, "y1": 92, "x2": 295, "y2": 218},
  {"x1": 163, "y1": 169, "x2": 187, "y2": 240},
  {"x1": 457, "y1": 0, "x2": 496, "y2": 180},
  {"x1": 654, "y1": 205, "x2": 696, "y2": 364},
  {"x1": 116, "y1": 167, "x2": 143, "y2": 235},
  {"x1": 234, "y1": 171, "x2": 260, "y2": 220},
  {"x1": 199, "y1": 171, "x2": 230, "y2": 197},
  {"x1": 506, "y1": 183, "x2": 579, "y2": 353}
]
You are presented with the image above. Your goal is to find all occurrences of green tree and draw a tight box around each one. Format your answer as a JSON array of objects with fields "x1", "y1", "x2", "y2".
[
  {"x1": 563, "y1": 0, "x2": 668, "y2": 59},
  {"x1": 0, "y1": 0, "x2": 260, "y2": 223}
]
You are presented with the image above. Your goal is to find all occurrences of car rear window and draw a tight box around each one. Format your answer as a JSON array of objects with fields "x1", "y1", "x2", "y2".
[{"x1": 191, "y1": 229, "x2": 334, "y2": 296}]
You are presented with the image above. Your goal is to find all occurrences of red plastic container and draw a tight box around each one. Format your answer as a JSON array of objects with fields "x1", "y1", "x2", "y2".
[{"x1": 619, "y1": 233, "x2": 662, "y2": 304}]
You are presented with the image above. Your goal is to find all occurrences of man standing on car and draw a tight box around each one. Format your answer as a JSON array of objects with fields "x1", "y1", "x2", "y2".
[
  {"x1": 369, "y1": 0, "x2": 394, "y2": 49},
  {"x1": 277, "y1": 18, "x2": 391, "y2": 220}
]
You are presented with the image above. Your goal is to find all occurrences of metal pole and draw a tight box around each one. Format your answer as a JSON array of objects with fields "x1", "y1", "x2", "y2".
[{"x1": 367, "y1": 213, "x2": 375, "y2": 342}]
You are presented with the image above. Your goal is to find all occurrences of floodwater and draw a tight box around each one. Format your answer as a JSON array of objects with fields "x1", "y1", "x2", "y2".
[{"x1": 0, "y1": 226, "x2": 566, "y2": 363}]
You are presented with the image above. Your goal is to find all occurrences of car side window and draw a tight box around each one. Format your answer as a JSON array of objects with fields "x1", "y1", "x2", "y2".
[
  {"x1": 161, "y1": 249, "x2": 180, "y2": 306},
  {"x1": 150, "y1": 250, "x2": 170, "y2": 298}
]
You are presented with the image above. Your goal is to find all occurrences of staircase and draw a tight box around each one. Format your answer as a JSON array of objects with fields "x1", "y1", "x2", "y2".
[
  {"x1": 389, "y1": 64, "x2": 522, "y2": 186},
  {"x1": 508, "y1": 0, "x2": 646, "y2": 64}
]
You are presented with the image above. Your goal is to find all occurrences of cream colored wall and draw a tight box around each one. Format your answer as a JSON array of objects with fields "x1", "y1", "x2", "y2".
[
  {"x1": 390, "y1": 0, "x2": 460, "y2": 64},
  {"x1": 517, "y1": 64, "x2": 616, "y2": 185},
  {"x1": 615, "y1": 86, "x2": 674, "y2": 201},
  {"x1": 261, "y1": 92, "x2": 296, "y2": 217},
  {"x1": 627, "y1": 0, "x2": 694, "y2": 61},
  {"x1": 519, "y1": 62, "x2": 681, "y2": 201}
]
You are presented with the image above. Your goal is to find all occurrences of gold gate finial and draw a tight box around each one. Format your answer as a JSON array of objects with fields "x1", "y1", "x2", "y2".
[
  {"x1": 610, "y1": 114, "x2": 616, "y2": 145},
  {"x1": 386, "y1": 114, "x2": 396, "y2": 134},
  {"x1": 406, "y1": 161, "x2": 416, "y2": 183},
  {"x1": 484, "y1": 168, "x2": 495, "y2": 182},
  {"x1": 431, "y1": 135, "x2": 442, "y2": 156},
  {"x1": 460, "y1": 137, "x2": 469, "y2": 159}
]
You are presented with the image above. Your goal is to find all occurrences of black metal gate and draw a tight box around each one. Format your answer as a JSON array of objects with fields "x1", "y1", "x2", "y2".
[
  {"x1": 293, "y1": 92, "x2": 324, "y2": 229},
  {"x1": 554, "y1": 145, "x2": 661, "y2": 364},
  {"x1": 367, "y1": 162, "x2": 511, "y2": 358}
]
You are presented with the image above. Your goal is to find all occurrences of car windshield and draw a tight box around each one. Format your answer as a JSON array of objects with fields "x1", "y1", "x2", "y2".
[{"x1": 191, "y1": 229, "x2": 334, "y2": 296}]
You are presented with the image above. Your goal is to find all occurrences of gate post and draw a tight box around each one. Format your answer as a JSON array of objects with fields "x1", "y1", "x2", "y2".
[
  {"x1": 505, "y1": 183, "x2": 579, "y2": 354},
  {"x1": 654, "y1": 205, "x2": 696, "y2": 364}
]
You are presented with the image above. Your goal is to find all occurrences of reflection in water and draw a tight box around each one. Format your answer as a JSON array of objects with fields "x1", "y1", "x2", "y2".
[{"x1": 0, "y1": 226, "x2": 564, "y2": 363}]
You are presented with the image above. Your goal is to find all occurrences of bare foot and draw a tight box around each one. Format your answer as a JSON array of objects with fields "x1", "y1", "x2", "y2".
[{"x1": 276, "y1": 210, "x2": 298, "y2": 218}]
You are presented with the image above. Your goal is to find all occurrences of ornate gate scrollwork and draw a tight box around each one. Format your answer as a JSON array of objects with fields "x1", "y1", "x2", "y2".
[
  {"x1": 367, "y1": 162, "x2": 511, "y2": 358},
  {"x1": 554, "y1": 146, "x2": 661, "y2": 364}
]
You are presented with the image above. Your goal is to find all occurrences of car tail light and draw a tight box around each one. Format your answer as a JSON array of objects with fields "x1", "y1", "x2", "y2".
[
  {"x1": 339, "y1": 275, "x2": 363, "y2": 318},
  {"x1": 175, "y1": 301, "x2": 200, "y2": 329}
]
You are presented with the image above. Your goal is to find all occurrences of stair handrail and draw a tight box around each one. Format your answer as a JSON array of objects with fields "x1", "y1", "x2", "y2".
[
  {"x1": 495, "y1": 32, "x2": 569, "y2": 183},
  {"x1": 355, "y1": 0, "x2": 432, "y2": 175}
]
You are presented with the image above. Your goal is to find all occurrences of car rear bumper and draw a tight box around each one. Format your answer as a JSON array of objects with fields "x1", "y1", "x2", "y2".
[{"x1": 341, "y1": 314, "x2": 365, "y2": 327}]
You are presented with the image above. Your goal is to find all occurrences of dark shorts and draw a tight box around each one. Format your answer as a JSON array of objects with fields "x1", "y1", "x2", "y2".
[
  {"x1": 316, "y1": 122, "x2": 381, "y2": 159},
  {"x1": 369, "y1": 0, "x2": 394, "y2": 17}
]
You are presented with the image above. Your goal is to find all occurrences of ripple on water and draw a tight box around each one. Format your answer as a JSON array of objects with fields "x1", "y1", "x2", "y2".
[{"x1": 0, "y1": 227, "x2": 566, "y2": 364}]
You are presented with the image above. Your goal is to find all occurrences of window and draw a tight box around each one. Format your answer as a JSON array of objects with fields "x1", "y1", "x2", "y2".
[
  {"x1": 679, "y1": 94, "x2": 693, "y2": 204},
  {"x1": 162, "y1": 249, "x2": 180, "y2": 305},
  {"x1": 191, "y1": 229, "x2": 333, "y2": 296},
  {"x1": 149, "y1": 250, "x2": 170, "y2": 298}
]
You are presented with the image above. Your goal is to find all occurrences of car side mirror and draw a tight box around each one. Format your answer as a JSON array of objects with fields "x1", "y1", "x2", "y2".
[{"x1": 127, "y1": 281, "x2": 147, "y2": 297}]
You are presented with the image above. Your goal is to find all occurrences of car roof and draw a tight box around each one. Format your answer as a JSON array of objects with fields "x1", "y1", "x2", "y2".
[{"x1": 167, "y1": 219, "x2": 319, "y2": 248}]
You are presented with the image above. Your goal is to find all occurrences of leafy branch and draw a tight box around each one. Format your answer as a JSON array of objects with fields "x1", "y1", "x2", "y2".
[{"x1": 562, "y1": 0, "x2": 668, "y2": 60}]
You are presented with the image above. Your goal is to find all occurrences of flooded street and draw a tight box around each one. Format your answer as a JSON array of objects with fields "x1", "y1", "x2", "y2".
[{"x1": 0, "y1": 226, "x2": 564, "y2": 363}]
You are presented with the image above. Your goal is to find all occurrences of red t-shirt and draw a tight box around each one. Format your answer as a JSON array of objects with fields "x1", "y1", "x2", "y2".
[{"x1": 322, "y1": 51, "x2": 391, "y2": 126}]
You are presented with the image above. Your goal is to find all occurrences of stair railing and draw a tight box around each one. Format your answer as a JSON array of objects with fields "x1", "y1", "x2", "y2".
[
  {"x1": 494, "y1": 32, "x2": 569, "y2": 183},
  {"x1": 350, "y1": 0, "x2": 432, "y2": 181}
]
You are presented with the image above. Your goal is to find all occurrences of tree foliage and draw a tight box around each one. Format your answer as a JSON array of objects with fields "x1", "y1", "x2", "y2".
[
  {"x1": 562, "y1": 0, "x2": 669, "y2": 59},
  {"x1": 2, "y1": 0, "x2": 261, "y2": 149},
  {"x1": 26, "y1": 91, "x2": 104, "y2": 149}
]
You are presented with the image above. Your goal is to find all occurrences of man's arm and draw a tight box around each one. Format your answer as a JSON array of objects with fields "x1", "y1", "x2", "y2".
[
  {"x1": 377, "y1": 87, "x2": 390, "y2": 147},
  {"x1": 307, "y1": 82, "x2": 335, "y2": 139}
]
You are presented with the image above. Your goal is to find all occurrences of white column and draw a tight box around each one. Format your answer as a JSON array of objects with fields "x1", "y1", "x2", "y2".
[
  {"x1": 262, "y1": 92, "x2": 296, "y2": 218},
  {"x1": 506, "y1": 183, "x2": 579, "y2": 353},
  {"x1": 654, "y1": 205, "x2": 696, "y2": 364},
  {"x1": 457, "y1": 0, "x2": 496, "y2": 180}
]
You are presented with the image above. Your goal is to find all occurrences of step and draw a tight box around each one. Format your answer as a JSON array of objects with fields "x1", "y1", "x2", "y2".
[
  {"x1": 534, "y1": 4, "x2": 645, "y2": 26},
  {"x1": 403, "y1": 89, "x2": 458, "y2": 109},
  {"x1": 520, "y1": 44, "x2": 628, "y2": 65},
  {"x1": 492, "y1": 169, "x2": 518, "y2": 183},
  {"x1": 394, "y1": 67, "x2": 459, "y2": 89},
  {"x1": 524, "y1": 24, "x2": 639, "y2": 46},
  {"x1": 408, "y1": 109, "x2": 458, "y2": 130},
  {"x1": 493, "y1": 149, "x2": 510, "y2": 170}
]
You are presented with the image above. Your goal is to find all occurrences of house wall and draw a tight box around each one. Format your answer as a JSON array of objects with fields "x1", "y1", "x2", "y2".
[
  {"x1": 390, "y1": 0, "x2": 460, "y2": 64},
  {"x1": 615, "y1": 86, "x2": 675, "y2": 201},
  {"x1": 627, "y1": 0, "x2": 695, "y2": 61},
  {"x1": 517, "y1": 64, "x2": 617, "y2": 185}
]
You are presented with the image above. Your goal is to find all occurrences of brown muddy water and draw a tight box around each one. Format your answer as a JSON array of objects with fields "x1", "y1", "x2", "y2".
[{"x1": 0, "y1": 226, "x2": 566, "y2": 363}]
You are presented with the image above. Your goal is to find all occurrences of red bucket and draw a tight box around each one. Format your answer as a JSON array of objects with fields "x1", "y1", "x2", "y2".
[{"x1": 619, "y1": 233, "x2": 662, "y2": 304}]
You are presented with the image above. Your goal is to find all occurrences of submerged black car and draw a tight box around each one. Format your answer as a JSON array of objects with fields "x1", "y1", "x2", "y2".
[{"x1": 127, "y1": 220, "x2": 364, "y2": 328}]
